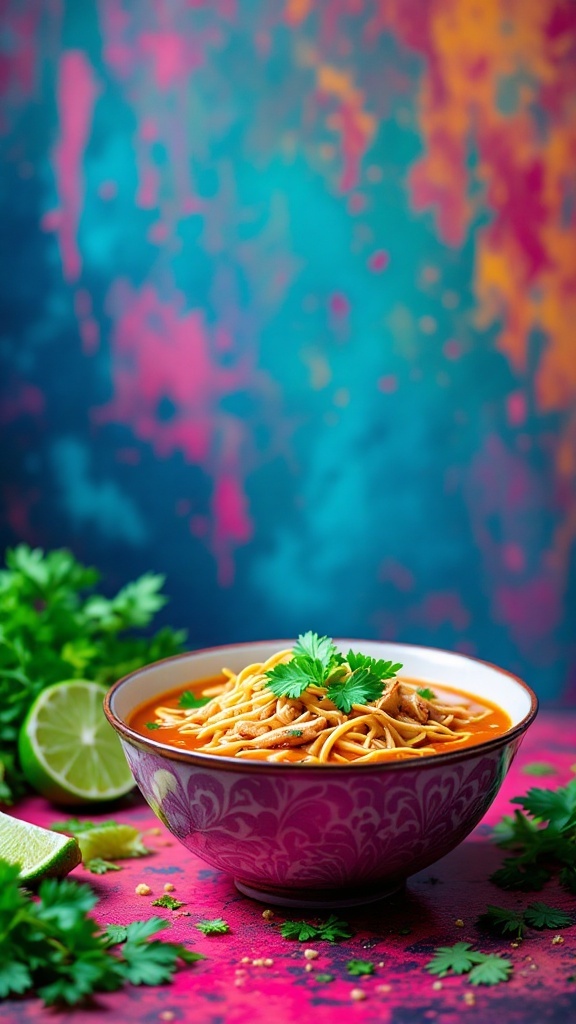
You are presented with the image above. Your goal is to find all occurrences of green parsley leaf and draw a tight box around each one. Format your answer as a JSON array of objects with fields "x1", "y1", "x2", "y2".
[
  {"x1": 523, "y1": 903, "x2": 573, "y2": 929},
  {"x1": 476, "y1": 905, "x2": 527, "y2": 938},
  {"x1": 178, "y1": 691, "x2": 211, "y2": 709},
  {"x1": 281, "y1": 920, "x2": 322, "y2": 941},
  {"x1": 315, "y1": 973, "x2": 335, "y2": 983},
  {"x1": 346, "y1": 959, "x2": 375, "y2": 976},
  {"x1": 426, "y1": 942, "x2": 486, "y2": 977},
  {"x1": 512, "y1": 779, "x2": 576, "y2": 830},
  {"x1": 151, "y1": 895, "x2": 185, "y2": 910},
  {"x1": 146, "y1": 722, "x2": 161, "y2": 730},
  {"x1": 417, "y1": 687, "x2": 437, "y2": 701},
  {"x1": 195, "y1": 918, "x2": 230, "y2": 935},
  {"x1": 468, "y1": 956, "x2": 512, "y2": 986},
  {"x1": 85, "y1": 858, "x2": 122, "y2": 874},
  {"x1": 522, "y1": 763, "x2": 557, "y2": 777}
]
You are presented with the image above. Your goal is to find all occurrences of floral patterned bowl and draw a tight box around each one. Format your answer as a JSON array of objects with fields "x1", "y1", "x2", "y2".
[{"x1": 104, "y1": 640, "x2": 537, "y2": 908}]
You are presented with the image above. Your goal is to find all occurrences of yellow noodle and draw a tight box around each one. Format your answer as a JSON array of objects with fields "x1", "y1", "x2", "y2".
[{"x1": 148, "y1": 648, "x2": 492, "y2": 765}]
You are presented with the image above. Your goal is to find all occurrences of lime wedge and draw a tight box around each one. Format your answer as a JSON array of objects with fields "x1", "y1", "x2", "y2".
[
  {"x1": 18, "y1": 680, "x2": 135, "y2": 805},
  {"x1": 0, "y1": 809, "x2": 82, "y2": 882}
]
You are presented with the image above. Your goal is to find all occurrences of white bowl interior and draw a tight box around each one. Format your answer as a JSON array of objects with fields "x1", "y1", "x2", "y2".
[{"x1": 110, "y1": 640, "x2": 533, "y2": 729}]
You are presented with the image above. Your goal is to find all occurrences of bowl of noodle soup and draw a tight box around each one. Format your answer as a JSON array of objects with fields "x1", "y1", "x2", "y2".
[{"x1": 104, "y1": 639, "x2": 537, "y2": 908}]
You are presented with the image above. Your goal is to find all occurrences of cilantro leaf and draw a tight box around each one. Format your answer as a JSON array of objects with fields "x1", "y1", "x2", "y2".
[
  {"x1": 426, "y1": 943, "x2": 486, "y2": 977},
  {"x1": 195, "y1": 918, "x2": 230, "y2": 935},
  {"x1": 315, "y1": 973, "x2": 335, "y2": 983},
  {"x1": 281, "y1": 920, "x2": 322, "y2": 941},
  {"x1": 417, "y1": 687, "x2": 437, "y2": 701},
  {"x1": 522, "y1": 763, "x2": 557, "y2": 777},
  {"x1": 346, "y1": 959, "x2": 375, "y2": 976},
  {"x1": 327, "y1": 668, "x2": 386, "y2": 712},
  {"x1": 119, "y1": 940, "x2": 184, "y2": 986},
  {"x1": 476, "y1": 905, "x2": 527, "y2": 938},
  {"x1": 265, "y1": 661, "x2": 315, "y2": 699},
  {"x1": 346, "y1": 651, "x2": 402, "y2": 680},
  {"x1": 468, "y1": 956, "x2": 512, "y2": 986},
  {"x1": 85, "y1": 858, "x2": 122, "y2": 874},
  {"x1": 490, "y1": 862, "x2": 550, "y2": 891},
  {"x1": 0, "y1": 961, "x2": 32, "y2": 998},
  {"x1": 51, "y1": 818, "x2": 119, "y2": 835},
  {"x1": 146, "y1": 722, "x2": 161, "y2": 730},
  {"x1": 280, "y1": 914, "x2": 352, "y2": 942},
  {"x1": 512, "y1": 780, "x2": 576, "y2": 830},
  {"x1": 523, "y1": 903, "x2": 573, "y2": 929},
  {"x1": 178, "y1": 691, "x2": 211, "y2": 709},
  {"x1": 151, "y1": 895, "x2": 185, "y2": 910},
  {"x1": 293, "y1": 632, "x2": 341, "y2": 670}
]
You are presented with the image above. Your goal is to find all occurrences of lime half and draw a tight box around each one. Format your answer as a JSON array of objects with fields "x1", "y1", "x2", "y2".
[
  {"x1": 0, "y1": 809, "x2": 81, "y2": 882},
  {"x1": 18, "y1": 680, "x2": 135, "y2": 805}
]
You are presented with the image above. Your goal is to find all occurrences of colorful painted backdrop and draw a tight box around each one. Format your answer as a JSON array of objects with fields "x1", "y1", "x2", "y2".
[{"x1": 1, "y1": 1, "x2": 575, "y2": 703}]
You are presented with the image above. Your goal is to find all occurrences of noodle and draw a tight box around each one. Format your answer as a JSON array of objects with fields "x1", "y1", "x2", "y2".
[{"x1": 144, "y1": 648, "x2": 493, "y2": 765}]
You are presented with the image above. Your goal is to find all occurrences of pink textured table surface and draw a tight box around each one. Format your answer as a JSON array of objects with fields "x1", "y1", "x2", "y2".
[{"x1": 1, "y1": 711, "x2": 575, "y2": 1024}]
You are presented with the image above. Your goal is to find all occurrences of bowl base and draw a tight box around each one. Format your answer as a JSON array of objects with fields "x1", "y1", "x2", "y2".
[{"x1": 234, "y1": 878, "x2": 404, "y2": 909}]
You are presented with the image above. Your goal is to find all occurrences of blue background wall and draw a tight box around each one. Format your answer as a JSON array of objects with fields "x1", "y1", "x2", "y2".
[{"x1": 1, "y1": 0, "x2": 576, "y2": 703}]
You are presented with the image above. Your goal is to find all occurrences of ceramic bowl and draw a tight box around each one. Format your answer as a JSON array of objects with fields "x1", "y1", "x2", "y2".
[{"x1": 104, "y1": 640, "x2": 537, "y2": 908}]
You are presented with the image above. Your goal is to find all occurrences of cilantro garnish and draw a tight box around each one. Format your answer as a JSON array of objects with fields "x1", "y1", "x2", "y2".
[
  {"x1": 523, "y1": 902, "x2": 573, "y2": 929},
  {"x1": 178, "y1": 691, "x2": 211, "y2": 709},
  {"x1": 146, "y1": 722, "x2": 161, "y2": 730},
  {"x1": 85, "y1": 858, "x2": 122, "y2": 875},
  {"x1": 426, "y1": 943, "x2": 512, "y2": 986},
  {"x1": 522, "y1": 763, "x2": 557, "y2": 777},
  {"x1": 280, "y1": 914, "x2": 352, "y2": 942},
  {"x1": 195, "y1": 919, "x2": 230, "y2": 935},
  {"x1": 264, "y1": 633, "x2": 402, "y2": 712},
  {"x1": 490, "y1": 778, "x2": 576, "y2": 893},
  {"x1": 346, "y1": 959, "x2": 375, "y2": 976},
  {"x1": 478, "y1": 902, "x2": 572, "y2": 937},
  {"x1": 0, "y1": 860, "x2": 203, "y2": 1006},
  {"x1": 315, "y1": 973, "x2": 335, "y2": 983},
  {"x1": 152, "y1": 895, "x2": 185, "y2": 910},
  {"x1": 0, "y1": 544, "x2": 185, "y2": 803},
  {"x1": 417, "y1": 687, "x2": 437, "y2": 701}
]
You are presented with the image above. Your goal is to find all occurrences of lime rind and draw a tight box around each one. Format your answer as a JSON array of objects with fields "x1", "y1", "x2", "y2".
[
  {"x1": 18, "y1": 680, "x2": 135, "y2": 805},
  {"x1": 0, "y1": 810, "x2": 82, "y2": 882}
]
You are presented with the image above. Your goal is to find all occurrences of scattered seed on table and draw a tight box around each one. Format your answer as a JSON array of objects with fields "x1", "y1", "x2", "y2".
[
  {"x1": 135, "y1": 883, "x2": 152, "y2": 896},
  {"x1": 454, "y1": 919, "x2": 464, "y2": 927},
  {"x1": 262, "y1": 909, "x2": 274, "y2": 920},
  {"x1": 164, "y1": 883, "x2": 175, "y2": 892},
  {"x1": 351, "y1": 988, "x2": 366, "y2": 1001},
  {"x1": 304, "y1": 949, "x2": 319, "y2": 960}
]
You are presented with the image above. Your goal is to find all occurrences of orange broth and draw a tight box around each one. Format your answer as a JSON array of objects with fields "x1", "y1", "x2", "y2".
[{"x1": 129, "y1": 676, "x2": 512, "y2": 762}]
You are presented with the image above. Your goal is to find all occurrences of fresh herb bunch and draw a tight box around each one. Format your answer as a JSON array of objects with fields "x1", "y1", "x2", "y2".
[
  {"x1": 0, "y1": 545, "x2": 186, "y2": 803},
  {"x1": 0, "y1": 859, "x2": 203, "y2": 1006},
  {"x1": 490, "y1": 778, "x2": 576, "y2": 892},
  {"x1": 265, "y1": 632, "x2": 402, "y2": 713}
]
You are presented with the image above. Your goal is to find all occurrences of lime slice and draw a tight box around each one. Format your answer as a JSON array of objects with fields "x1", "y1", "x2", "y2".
[
  {"x1": 18, "y1": 680, "x2": 135, "y2": 805},
  {"x1": 0, "y1": 809, "x2": 81, "y2": 882}
]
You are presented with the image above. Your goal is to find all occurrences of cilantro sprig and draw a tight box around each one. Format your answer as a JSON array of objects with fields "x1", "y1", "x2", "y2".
[
  {"x1": 0, "y1": 545, "x2": 186, "y2": 804},
  {"x1": 280, "y1": 914, "x2": 352, "y2": 942},
  {"x1": 265, "y1": 633, "x2": 402, "y2": 713},
  {"x1": 195, "y1": 918, "x2": 230, "y2": 935},
  {"x1": 478, "y1": 902, "x2": 573, "y2": 939},
  {"x1": 0, "y1": 859, "x2": 203, "y2": 1006},
  {"x1": 426, "y1": 942, "x2": 512, "y2": 986},
  {"x1": 490, "y1": 778, "x2": 576, "y2": 892}
]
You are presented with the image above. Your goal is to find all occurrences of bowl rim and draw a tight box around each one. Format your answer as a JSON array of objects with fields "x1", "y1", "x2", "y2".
[{"x1": 103, "y1": 639, "x2": 539, "y2": 773}]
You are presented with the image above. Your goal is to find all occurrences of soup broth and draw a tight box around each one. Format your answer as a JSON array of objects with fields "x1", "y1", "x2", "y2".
[{"x1": 130, "y1": 672, "x2": 511, "y2": 764}]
